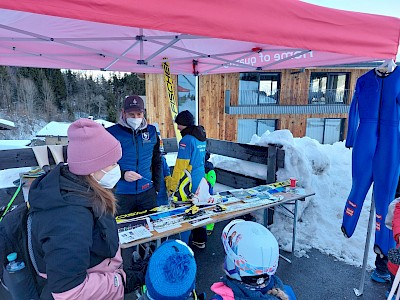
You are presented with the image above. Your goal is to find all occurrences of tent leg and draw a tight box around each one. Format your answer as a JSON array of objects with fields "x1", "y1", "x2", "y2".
[{"x1": 354, "y1": 194, "x2": 375, "y2": 296}]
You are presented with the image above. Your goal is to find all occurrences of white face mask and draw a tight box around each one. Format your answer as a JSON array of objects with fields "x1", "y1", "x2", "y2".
[
  {"x1": 127, "y1": 117, "x2": 142, "y2": 130},
  {"x1": 95, "y1": 165, "x2": 121, "y2": 189}
]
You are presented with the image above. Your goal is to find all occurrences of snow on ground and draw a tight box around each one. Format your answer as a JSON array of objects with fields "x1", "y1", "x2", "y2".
[
  {"x1": 0, "y1": 140, "x2": 33, "y2": 188},
  {"x1": 0, "y1": 140, "x2": 31, "y2": 150},
  {"x1": 211, "y1": 129, "x2": 376, "y2": 269},
  {"x1": 0, "y1": 167, "x2": 32, "y2": 189}
]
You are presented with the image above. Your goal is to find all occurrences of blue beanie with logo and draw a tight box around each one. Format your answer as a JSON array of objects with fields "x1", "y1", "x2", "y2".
[{"x1": 145, "y1": 240, "x2": 196, "y2": 300}]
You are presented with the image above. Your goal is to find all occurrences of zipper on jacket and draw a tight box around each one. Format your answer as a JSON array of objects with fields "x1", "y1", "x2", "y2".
[{"x1": 134, "y1": 131, "x2": 139, "y2": 192}]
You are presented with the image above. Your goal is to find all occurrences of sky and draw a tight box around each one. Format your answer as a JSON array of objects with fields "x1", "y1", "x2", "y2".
[
  {"x1": 302, "y1": 0, "x2": 400, "y2": 62},
  {"x1": 302, "y1": 0, "x2": 400, "y2": 18},
  {"x1": 0, "y1": 128, "x2": 379, "y2": 269}
]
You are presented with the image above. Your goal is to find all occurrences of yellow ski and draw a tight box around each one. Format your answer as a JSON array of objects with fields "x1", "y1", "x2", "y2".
[{"x1": 162, "y1": 59, "x2": 182, "y2": 143}]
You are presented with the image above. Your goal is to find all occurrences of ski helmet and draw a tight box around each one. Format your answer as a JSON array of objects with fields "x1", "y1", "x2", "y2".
[{"x1": 222, "y1": 220, "x2": 279, "y2": 282}]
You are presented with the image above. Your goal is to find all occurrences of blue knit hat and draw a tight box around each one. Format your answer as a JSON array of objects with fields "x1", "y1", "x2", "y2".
[{"x1": 145, "y1": 240, "x2": 196, "y2": 300}]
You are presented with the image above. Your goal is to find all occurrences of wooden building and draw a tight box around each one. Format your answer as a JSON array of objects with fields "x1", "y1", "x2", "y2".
[{"x1": 145, "y1": 67, "x2": 372, "y2": 144}]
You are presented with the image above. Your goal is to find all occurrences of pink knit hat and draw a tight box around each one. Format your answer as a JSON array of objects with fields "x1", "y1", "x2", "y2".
[{"x1": 67, "y1": 119, "x2": 122, "y2": 175}]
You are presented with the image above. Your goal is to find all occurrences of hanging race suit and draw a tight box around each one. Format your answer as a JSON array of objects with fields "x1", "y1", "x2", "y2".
[{"x1": 342, "y1": 67, "x2": 400, "y2": 255}]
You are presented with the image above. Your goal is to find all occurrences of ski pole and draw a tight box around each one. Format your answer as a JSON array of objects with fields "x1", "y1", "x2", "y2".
[{"x1": 0, "y1": 180, "x2": 25, "y2": 222}]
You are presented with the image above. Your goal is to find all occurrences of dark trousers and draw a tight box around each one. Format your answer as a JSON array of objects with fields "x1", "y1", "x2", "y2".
[
  {"x1": 116, "y1": 187, "x2": 157, "y2": 215},
  {"x1": 192, "y1": 227, "x2": 207, "y2": 243},
  {"x1": 375, "y1": 253, "x2": 389, "y2": 273}
]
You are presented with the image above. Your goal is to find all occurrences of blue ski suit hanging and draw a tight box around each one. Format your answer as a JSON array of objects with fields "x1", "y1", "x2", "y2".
[{"x1": 342, "y1": 67, "x2": 400, "y2": 255}]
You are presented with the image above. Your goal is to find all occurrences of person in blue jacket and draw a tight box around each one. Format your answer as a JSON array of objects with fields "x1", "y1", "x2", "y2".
[
  {"x1": 342, "y1": 66, "x2": 400, "y2": 282},
  {"x1": 210, "y1": 220, "x2": 296, "y2": 300},
  {"x1": 167, "y1": 110, "x2": 207, "y2": 248},
  {"x1": 107, "y1": 95, "x2": 162, "y2": 215}
]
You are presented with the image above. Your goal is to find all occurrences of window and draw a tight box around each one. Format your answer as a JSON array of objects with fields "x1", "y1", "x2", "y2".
[
  {"x1": 306, "y1": 118, "x2": 344, "y2": 144},
  {"x1": 239, "y1": 73, "x2": 280, "y2": 105},
  {"x1": 309, "y1": 72, "x2": 350, "y2": 104},
  {"x1": 177, "y1": 75, "x2": 196, "y2": 116},
  {"x1": 237, "y1": 119, "x2": 277, "y2": 143}
]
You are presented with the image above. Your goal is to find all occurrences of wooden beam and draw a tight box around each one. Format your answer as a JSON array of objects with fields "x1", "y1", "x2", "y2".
[
  {"x1": 163, "y1": 138, "x2": 178, "y2": 153},
  {"x1": 207, "y1": 138, "x2": 269, "y2": 164},
  {"x1": 163, "y1": 137, "x2": 284, "y2": 167},
  {"x1": 267, "y1": 145, "x2": 277, "y2": 183},
  {"x1": 0, "y1": 147, "x2": 67, "y2": 170},
  {"x1": 215, "y1": 168, "x2": 267, "y2": 189}
]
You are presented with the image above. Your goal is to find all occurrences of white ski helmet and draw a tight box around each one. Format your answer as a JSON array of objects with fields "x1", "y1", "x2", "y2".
[{"x1": 222, "y1": 219, "x2": 279, "y2": 281}]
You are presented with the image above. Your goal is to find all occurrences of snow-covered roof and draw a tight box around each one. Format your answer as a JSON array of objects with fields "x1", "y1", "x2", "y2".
[
  {"x1": 0, "y1": 140, "x2": 31, "y2": 150},
  {"x1": 0, "y1": 118, "x2": 15, "y2": 130},
  {"x1": 94, "y1": 119, "x2": 114, "y2": 128},
  {"x1": 36, "y1": 119, "x2": 115, "y2": 137},
  {"x1": 36, "y1": 121, "x2": 70, "y2": 137}
]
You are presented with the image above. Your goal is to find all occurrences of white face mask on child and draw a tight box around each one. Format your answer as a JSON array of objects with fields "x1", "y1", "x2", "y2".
[
  {"x1": 95, "y1": 165, "x2": 121, "y2": 189},
  {"x1": 127, "y1": 118, "x2": 142, "y2": 130}
]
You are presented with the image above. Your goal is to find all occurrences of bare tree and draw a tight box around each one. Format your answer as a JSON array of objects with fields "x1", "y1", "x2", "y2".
[
  {"x1": 19, "y1": 77, "x2": 37, "y2": 115},
  {"x1": 42, "y1": 79, "x2": 58, "y2": 119},
  {"x1": 0, "y1": 78, "x2": 12, "y2": 110},
  {"x1": 92, "y1": 94, "x2": 106, "y2": 117}
]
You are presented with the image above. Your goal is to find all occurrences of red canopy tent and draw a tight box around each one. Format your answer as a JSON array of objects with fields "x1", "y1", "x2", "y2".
[{"x1": 0, "y1": 0, "x2": 399, "y2": 74}]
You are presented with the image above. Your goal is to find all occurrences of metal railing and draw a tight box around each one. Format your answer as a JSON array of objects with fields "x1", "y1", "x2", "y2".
[{"x1": 238, "y1": 89, "x2": 352, "y2": 105}]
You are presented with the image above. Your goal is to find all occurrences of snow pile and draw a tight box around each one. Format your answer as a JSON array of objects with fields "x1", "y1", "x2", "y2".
[{"x1": 212, "y1": 130, "x2": 376, "y2": 268}]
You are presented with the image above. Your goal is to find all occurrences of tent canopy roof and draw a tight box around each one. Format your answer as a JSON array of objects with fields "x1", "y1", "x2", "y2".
[{"x1": 0, "y1": 0, "x2": 399, "y2": 74}]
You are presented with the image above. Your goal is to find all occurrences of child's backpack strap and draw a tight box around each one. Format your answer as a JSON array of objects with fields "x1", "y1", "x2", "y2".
[{"x1": 27, "y1": 208, "x2": 40, "y2": 276}]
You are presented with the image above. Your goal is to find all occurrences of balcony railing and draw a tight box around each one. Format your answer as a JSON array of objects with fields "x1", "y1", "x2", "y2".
[
  {"x1": 308, "y1": 89, "x2": 350, "y2": 105},
  {"x1": 238, "y1": 89, "x2": 352, "y2": 105}
]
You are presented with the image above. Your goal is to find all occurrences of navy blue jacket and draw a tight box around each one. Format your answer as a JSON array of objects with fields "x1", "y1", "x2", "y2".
[
  {"x1": 107, "y1": 123, "x2": 161, "y2": 195},
  {"x1": 28, "y1": 164, "x2": 120, "y2": 299},
  {"x1": 156, "y1": 156, "x2": 171, "y2": 206}
]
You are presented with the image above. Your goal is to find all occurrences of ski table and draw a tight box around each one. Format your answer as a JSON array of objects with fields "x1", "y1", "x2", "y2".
[
  {"x1": 266, "y1": 179, "x2": 291, "y2": 188},
  {"x1": 115, "y1": 204, "x2": 190, "y2": 223}
]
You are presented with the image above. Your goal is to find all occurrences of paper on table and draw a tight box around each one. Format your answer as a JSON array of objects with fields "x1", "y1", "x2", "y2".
[{"x1": 119, "y1": 226, "x2": 152, "y2": 244}]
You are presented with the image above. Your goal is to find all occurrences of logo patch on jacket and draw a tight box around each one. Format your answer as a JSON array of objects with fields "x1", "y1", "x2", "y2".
[
  {"x1": 142, "y1": 183, "x2": 150, "y2": 190},
  {"x1": 142, "y1": 132, "x2": 150, "y2": 141},
  {"x1": 179, "y1": 143, "x2": 186, "y2": 149}
]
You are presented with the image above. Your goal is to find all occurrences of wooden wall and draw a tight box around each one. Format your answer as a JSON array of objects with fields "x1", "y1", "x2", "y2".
[
  {"x1": 145, "y1": 73, "x2": 177, "y2": 137},
  {"x1": 145, "y1": 68, "x2": 370, "y2": 141}
]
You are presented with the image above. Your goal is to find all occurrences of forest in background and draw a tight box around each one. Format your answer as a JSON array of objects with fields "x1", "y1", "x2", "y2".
[{"x1": 0, "y1": 66, "x2": 145, "y2": 125}]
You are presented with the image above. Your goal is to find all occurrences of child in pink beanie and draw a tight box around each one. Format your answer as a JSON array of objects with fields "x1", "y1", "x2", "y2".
[{"x1": 24, "y1": 119, "x2": 145, "y2": 299}]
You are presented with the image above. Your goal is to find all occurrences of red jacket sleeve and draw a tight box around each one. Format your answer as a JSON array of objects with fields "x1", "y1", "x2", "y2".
[{"x1": 392, "y1": 202, "x2": 400, "y2": 243}]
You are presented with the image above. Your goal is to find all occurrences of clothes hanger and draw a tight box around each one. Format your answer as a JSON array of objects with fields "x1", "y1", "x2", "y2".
[{"x1": 376, "y1": 59, "x2": 397, "y2": 73}]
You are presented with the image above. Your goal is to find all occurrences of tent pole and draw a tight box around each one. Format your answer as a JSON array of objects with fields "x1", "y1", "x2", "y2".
[
  {"x1": 354, "y1": 192, "x2": 375, "y2": 296},
  {"x1": 195, "y1": 76, "x2": 199, "y2": 126}
]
